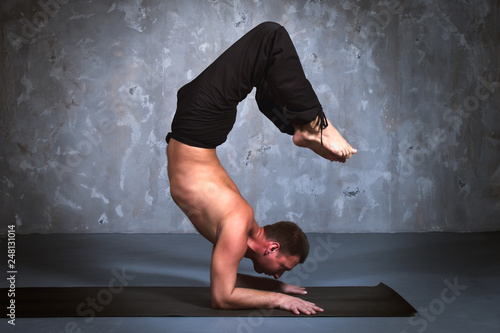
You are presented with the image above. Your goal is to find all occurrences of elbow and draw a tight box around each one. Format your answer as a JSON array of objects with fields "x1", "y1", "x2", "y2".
[
  {"x1": 211, "y1": 299, "x2": 224, "y2": 310},
  {"x1": 210, "y1": 294, "x2": 232, "y2": 310}
]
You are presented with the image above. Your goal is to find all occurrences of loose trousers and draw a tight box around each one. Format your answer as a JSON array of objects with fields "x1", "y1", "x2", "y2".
[{"x1": 167, "y1": 22, "x2": 325, "y2": 148}]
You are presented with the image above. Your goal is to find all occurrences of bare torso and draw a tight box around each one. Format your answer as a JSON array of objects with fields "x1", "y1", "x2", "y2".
[
  {"x1": 166, "y1": 139, "x2": 258, "y2": 244},
  {"x1": 166, "y1": 136, "x2": 330, "y2": 315}
]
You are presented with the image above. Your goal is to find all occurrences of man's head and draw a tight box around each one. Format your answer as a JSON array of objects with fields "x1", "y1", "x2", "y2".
[{"x1": 251, "y1": 221, "x2": 309, "y2": 279}]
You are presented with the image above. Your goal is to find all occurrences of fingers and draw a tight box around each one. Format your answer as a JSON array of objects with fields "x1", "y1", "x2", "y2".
[
  {"x1": 306, "y1": 302, "x2": 324, "y2": 314},
  {"x1": 281, "y1": 297, "x2": 324, "y2": 315},
  {"x1": 293, "y1": 286, "x2": 307, "y2": 295},
  {"x1": 314, "y1": 304, "x2": 324, "y2": 313},
  {"x1": 296, "y1": 302, "x2": 324, "y2": 315},
  {"x1": 281, "y1": 283, "x2": 307, "y2": 294}
]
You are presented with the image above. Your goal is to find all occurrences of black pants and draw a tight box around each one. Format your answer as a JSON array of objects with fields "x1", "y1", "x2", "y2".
[{"x1": 167, "y1": 21, "x2": 325, "y2": 149}]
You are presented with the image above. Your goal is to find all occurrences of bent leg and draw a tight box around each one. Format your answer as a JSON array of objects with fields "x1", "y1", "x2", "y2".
[
  {"x1": 253, "y1": 22, "x2": 324, "y2": 134},
  {"x1": 195, "y1": 22, "x2": 323, "y2": 132},
  {"x1": 251, "y1": 23, "x2": 357, "y2": 161},
  {"x1": 177, "y1": 22, "x2": 356, "y2": 160}
]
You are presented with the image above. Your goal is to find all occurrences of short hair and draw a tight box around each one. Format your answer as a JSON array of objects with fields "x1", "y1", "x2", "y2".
[{"x1": 263, "y1": 221, "x2": 309, "y2": 263}]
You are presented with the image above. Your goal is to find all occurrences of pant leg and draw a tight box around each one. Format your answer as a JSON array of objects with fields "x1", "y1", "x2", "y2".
[
  {"x1": 168, "y1": 22, "x2": 284, "y2": 147},
  {"x1": 195, "y1": 21, "x2": 325, "y2": 129},
  {"x1": 252, "y1": 22, "x2": 326, "y2": 134},
  {"x1": 168, "y1": 22, "x2": 326, "y2": 147}
]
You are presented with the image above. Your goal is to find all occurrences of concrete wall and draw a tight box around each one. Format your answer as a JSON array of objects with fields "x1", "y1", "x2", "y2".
[{"x1": 1, "y1": 0, "x2": 499, "y2": 233}]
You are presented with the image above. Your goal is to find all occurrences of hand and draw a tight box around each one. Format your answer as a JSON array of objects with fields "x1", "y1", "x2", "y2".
[
  {"x1": 277, "y1": 295, "x2": 324, "y2": 315},
  {"x1": 279, "y1": 282, "x2": 307, "y2": 295}
]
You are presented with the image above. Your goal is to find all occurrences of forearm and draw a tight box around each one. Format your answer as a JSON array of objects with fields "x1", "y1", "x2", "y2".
[
  {"x1": 212, "y1": 286, "x2": 284, "y2": 310},
  {"x1": 212, "y1": 285, "x2": 322, "y2": 315},
  {"x1": 235, "y1": 273, "x2": 283, "y2": 291}
]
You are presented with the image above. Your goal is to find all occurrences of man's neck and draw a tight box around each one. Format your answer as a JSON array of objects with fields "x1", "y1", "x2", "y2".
[{"x1": 245, "y1": 227, "x2": 266, "y2": 259}]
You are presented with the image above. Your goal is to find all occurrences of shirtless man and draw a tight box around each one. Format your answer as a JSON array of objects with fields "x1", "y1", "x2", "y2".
[{"x1": 166, "y1": 22, "x2": 356, "y2": 315}]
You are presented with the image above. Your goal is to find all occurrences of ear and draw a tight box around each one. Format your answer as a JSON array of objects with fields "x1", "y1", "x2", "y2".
[{"x1": 264, "y1": 242, "x2": 280, "y2": 256}]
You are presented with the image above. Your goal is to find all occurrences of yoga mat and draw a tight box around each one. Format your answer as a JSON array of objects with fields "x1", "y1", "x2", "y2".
[{"x1": 2, "y1": 283, "x2": 416, "y2": 317}]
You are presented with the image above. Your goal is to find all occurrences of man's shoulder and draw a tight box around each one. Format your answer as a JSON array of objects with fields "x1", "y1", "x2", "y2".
[
  {"x1": 217, "y1": 199, "x2": 255, "y2": 238},
  {"x1": 221, "y1": 204, "x2": 254, "y2": 231}
]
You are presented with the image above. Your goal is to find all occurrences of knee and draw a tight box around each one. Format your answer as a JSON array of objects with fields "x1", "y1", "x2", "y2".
[{"x1": 257, "y1": 21, "x2": 283, "y2": 33}]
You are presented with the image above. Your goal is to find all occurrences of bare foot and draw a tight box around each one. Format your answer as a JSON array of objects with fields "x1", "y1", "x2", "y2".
[{"x1": 292, "y1": 117, "x2": 357, "y2": 163}]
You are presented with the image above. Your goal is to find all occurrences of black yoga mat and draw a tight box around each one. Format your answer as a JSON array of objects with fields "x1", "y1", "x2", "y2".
[{"x1": 2, "y1": 283, "x2": 416, "y2": 317}]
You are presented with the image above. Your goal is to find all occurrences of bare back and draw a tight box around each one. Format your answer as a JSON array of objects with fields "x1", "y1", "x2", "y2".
[{"x1": 167, "y1": 139, "x2": 258, "y2": 243}]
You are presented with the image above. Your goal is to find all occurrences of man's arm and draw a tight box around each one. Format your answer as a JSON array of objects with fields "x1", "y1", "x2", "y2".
[
  {"x1": 236, "y1": 274, "x2": 307, "y2": 295},
  {"x1": 210, "y1": 214, "x2": 322, "y2": 315}
]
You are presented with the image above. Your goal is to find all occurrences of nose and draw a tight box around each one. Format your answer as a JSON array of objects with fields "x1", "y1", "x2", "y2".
[{"x1": 273, "y1": 272, "x2": 283, "y2": 279}]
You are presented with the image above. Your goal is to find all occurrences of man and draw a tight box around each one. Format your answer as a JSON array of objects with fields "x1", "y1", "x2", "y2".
[{"x1": 166, "y1": 22, "x2": 356, "y2": 315}]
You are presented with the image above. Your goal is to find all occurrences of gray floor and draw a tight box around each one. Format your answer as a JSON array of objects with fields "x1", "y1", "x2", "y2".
[{"x1": 1, "y1": 232, "x2": 499, "y2": 333}]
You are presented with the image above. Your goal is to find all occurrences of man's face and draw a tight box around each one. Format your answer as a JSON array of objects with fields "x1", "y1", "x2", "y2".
[{"x1": 252, "y1": 245, "x2": 300, "y2": 279}]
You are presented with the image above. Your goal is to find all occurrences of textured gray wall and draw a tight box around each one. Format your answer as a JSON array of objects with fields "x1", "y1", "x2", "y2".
[{"x1": 1, "y1": 0, "x2": 499, "y2": 233}]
